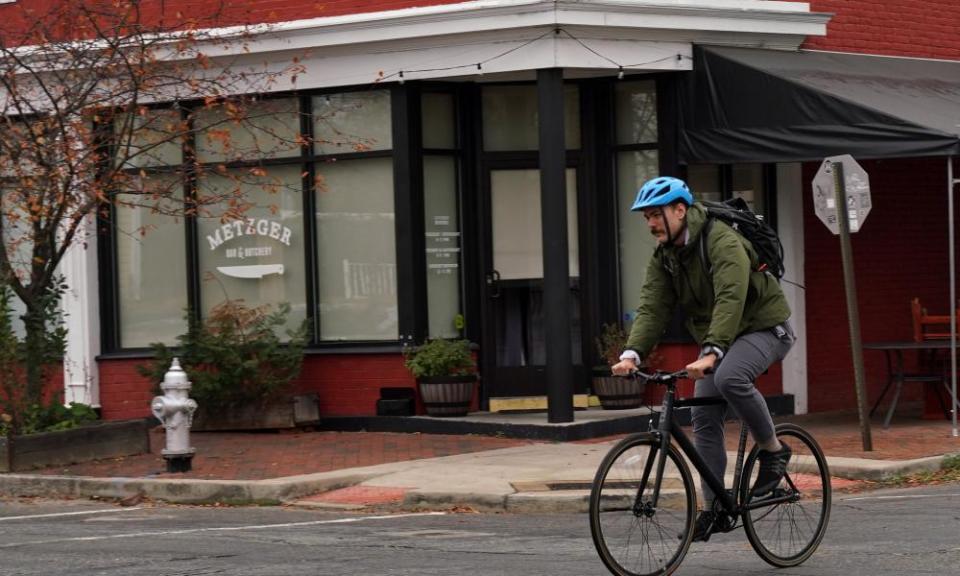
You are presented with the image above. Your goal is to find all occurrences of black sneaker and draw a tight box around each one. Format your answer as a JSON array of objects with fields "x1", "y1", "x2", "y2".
[
  {"x1": 691, "y1": 511, "x2": 716, "y2": 543},
  {"x1": 752, "y1": 443, "x2": 792, "y2": 497}
]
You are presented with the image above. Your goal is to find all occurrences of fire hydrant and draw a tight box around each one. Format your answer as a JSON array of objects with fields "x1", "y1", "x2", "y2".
[{"x1": 150, "y1": 358, "x2": 198, "y2": 473}]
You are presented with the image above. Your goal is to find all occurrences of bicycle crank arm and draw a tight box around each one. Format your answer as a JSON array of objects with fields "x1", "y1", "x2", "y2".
[{"x1": 742, "y1": 491, "x2": 797, "y2": 511}]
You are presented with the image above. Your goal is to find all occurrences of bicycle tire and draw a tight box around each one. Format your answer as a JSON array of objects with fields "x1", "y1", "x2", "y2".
[
  {"x1": 589, "y1": 433, "x2": 696, "y2": 576},
  {"x1": 740, "y1": 423, "x2": 832, "y2": 568}
]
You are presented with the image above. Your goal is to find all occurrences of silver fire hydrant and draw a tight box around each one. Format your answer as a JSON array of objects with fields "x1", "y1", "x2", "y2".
[{"x1": 150, "y1": 358, "x2": 198, "y2": 473}]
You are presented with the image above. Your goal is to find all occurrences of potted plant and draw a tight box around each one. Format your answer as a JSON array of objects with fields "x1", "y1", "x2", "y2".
[
  {"x1": 592, "y1": 323, "x2": 644, "y2": 410},
  {"x1": 403, "y1": 338, "x2": 477, "y2": 417}
]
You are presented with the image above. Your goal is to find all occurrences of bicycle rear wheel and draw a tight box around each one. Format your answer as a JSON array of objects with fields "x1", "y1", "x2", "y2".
[
  {"x1": 740, "y1": 423, "x2": 832, "y2": 567},
  {"x1": 589, "y1": 433, "x2": 695, "y2": 576}
]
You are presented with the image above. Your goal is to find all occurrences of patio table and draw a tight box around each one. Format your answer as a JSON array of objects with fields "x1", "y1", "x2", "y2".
[{"x1": 864, "y1": 340, "x2": 960, "y2": 428}]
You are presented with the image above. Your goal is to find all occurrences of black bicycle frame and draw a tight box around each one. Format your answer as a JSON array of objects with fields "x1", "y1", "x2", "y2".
[{"x1": 647, "y1": 381, "x2": 795, "y2": 515}]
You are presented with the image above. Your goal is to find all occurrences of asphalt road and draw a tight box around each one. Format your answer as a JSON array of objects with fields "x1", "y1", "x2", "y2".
[{"x1": 1, "y1": 483, "x2": 958, "y2": 576}]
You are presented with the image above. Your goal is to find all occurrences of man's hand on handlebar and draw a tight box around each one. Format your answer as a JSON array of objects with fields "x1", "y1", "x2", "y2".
[
  {"x1": 611, "y1": 358, "x2": 638, "y2": 376},
  {"x1": 685, "y1": 355, "x2": 716, "y2": 380}
]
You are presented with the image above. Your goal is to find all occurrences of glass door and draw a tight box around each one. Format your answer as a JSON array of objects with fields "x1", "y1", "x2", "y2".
[{"x1": 482, "y1": 168, "x2": 582, "y2": 398}]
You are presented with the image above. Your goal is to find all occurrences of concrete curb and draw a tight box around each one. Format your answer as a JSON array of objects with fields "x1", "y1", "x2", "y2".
[
  {"x1": 2, "y1": 452, "x2": 956, "y2": 510},
  {"x1": 0, "y1": 472, "x2": 376, "y2": 504},
  {"x1": 826, "y1": 454, "x2": 950, "y2": 481}
]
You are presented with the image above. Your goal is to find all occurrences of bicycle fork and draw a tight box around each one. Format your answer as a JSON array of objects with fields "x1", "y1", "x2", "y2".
[{"x1": 648, "y1": 384, "x2": 676, "y2": 509}]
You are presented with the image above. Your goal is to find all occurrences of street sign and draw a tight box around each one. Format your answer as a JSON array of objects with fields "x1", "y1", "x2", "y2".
[
  {"x1": 812, "y1": 154, "x2": 874, "y2": 451},
  {"x1": 812, "y1": 154, "x2": 872, "y2": 235}
]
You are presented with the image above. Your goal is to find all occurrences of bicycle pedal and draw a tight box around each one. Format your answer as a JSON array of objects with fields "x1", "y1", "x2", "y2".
[{"x1": 714, "y1": 515, "x2": 735, "y2": 533}]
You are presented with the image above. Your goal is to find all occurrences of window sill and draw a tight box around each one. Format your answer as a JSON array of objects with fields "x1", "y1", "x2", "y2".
[{"x1": 97, "y1": 342, "x2": 407, "y2": 361}]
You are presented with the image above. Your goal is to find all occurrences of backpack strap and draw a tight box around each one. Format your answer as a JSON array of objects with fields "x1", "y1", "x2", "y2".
[{"x1": 699, "y1": 216, "x2": 714, "y2": 278}]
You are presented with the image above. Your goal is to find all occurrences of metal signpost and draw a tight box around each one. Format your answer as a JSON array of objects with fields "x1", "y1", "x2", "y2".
[{"x1": 812, "y1": 154, "x2": 873, "y2": 451}]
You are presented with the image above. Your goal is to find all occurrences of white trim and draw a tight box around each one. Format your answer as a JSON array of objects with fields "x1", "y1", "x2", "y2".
[
  {"x1": 777, "y1": 163, "x2": 807, "y2": 414},
  {"x1": 62, "y1": 216, "x2": 100, "y2": 408},
  {"x1": 241, "y1": 0, "x2": 829, "y2": 56},
  {"x1": 151, "y1": 0, "x2": 829, "y2": 92},
  {"x1": 1, "y1": 1, "x2": 828, "y2": 94},
  {"x1": 267, "y1": 35, "x2": 693, "y2": 90}
]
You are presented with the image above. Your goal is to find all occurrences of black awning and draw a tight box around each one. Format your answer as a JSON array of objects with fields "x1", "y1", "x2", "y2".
[{"x1": 678, "y1": 46, "x2": 960, "y2": 164}]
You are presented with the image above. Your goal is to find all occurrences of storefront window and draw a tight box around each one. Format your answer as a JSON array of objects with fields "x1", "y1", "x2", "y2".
[
  {"x1": 686, "y1": 164, "x2": 723, "y2": 202},
  {"x1": 315, "y1": 157, "x2": 397, "y2": 341},
  {"x1": 115, "y1": 108, "x2": 184, "y2": 169},
  {"x1": 423, "y1": 156, "x2": 461, "y2": 338},
  {"x1": 732, "y1": 163, "x2": 766, "y2": 216},
  {"x1": 196, "y1": 166, "x2": 306, "y2": 335},
  {"x1": 422, "y1": 92, "x2": 456, "y2": 150},
  {"x1": 116, "y1": 175, "x2": 188, "y2": 347},
  {"x1": 614, "y1": 80, "x2": 661, "y2": 322},
  {"x1": 615, "y1": 81, "x2": 657, "y2": 145},
  {"x1": 194, "y1": 98, "x2": 300, "y2": 163},
  {"x1": 687, "y1": 163, "x2": 767, "y2": 216},
  {"x1": 313, "y1": 91, "x2": 392, "y2": 154},
  {"x1": 106, "y1": 87, "x2": 418, "y2": 350},
  {"x1": 1, "y1": 198, "x2": 30, "y2": 338},
  {"x1": 481, "y1": 84, "x2": 580, "y2": 151},
  {"x1": 617, "y1": 150, "x2": 659, "y2": 319}
]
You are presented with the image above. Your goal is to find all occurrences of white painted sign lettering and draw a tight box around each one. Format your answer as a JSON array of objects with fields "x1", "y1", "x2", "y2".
[{"x1": 206, "y1": 217, "x2": 293, "y2": 250}]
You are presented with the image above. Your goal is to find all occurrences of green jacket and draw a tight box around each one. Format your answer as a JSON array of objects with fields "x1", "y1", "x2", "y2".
[{"x1": 625, "y1": 202, "x2": 791, "y2": 359}]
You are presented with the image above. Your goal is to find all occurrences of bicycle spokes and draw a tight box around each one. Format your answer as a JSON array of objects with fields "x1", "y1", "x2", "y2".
[
  {"x1": 590, "y1": 435, "x2": 695, "y2": 576},
  {"x1": 741, "y1": 424, "x2": 832, "y2": 568}
]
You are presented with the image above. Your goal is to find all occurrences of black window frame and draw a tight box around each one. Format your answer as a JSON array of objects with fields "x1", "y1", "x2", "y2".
[{"x1": 99, "y1": 83, "x2": 461, "y2": 356}]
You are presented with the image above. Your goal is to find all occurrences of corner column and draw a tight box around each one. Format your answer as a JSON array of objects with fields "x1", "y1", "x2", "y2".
[{"x1": 538, "y1": 68, "x2": 574, "y2": 423}]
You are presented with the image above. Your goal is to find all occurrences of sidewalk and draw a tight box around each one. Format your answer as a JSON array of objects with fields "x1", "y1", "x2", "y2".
[{"x1": 1, "y1": 406, "x2": 958, "y2": 513}]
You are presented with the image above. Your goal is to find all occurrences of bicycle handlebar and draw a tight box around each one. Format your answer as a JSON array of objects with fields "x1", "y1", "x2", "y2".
[
  {"x1": 621, "y1": 369, "x2": 689, "y2": 383},
  {"x1": 618, "y1": 367, "x2": 713, "y2": 384}
]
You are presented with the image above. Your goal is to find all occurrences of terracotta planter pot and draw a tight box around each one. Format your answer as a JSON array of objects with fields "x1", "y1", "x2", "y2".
[{"x1": 417, "y1": 375, "x2": 476, "y2": 417}]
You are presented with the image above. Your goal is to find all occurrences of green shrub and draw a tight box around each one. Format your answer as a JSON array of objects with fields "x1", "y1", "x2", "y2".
[
  {"x1": 0, "y1": 282, "x2": 70, "y2": 436},
  {"x1": 403, "y1": 338, "x2": 475, "y2": 379},
  {"x1": 138, "y1": 300, "x2": 307, "y2": 407}
]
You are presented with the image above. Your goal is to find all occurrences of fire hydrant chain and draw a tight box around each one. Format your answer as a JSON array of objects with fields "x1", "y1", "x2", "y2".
[{"x1": 150, "y1": 358, "x2": 197, "y2": 473}]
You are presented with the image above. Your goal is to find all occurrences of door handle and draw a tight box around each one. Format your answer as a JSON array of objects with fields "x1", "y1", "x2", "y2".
[{"x1": 486, "y1": 270, "x2": 501, "y2": 298}]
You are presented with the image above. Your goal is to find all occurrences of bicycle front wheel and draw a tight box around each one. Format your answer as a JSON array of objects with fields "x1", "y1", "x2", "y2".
[
  {"x1": 589, "y1": 433, "x2": 696, "y2": 576},
  {"x1": 740, "y1": 423, "x2": 832, "y2": 568}
]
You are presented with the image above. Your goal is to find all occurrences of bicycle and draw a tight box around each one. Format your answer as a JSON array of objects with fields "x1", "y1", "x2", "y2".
[{"x1": 589, "y1": 370, "x2": 832, "y2": 576}]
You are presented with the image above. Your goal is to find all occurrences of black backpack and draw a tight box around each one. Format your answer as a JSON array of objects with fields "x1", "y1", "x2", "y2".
[{"x1": 698, "y1": 198, "x2": 785, "y2": 280}]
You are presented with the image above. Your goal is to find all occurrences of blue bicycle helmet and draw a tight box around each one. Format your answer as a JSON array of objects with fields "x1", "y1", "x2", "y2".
[{"x1": 630, "y1": 177, "x2": 694, "y2": 211}]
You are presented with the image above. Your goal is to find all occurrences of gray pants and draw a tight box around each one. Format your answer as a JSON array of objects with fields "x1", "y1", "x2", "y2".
[{"x1": 691, "y1": 322, "x2": 795, "y2": 505}]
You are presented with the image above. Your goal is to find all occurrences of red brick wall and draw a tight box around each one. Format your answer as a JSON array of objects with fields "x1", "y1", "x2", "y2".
[
  {"x1": 97, "y1": 353, "x2": 483, "y2": 419},
  {"x1": 7, "y1": 1, "x2": 959, "y2": 59},
  {"x1": 293, "y1": 354, "x2": 418, "y2": 416},
  {"x1": 0, "y1": 0, "x2": 467, "y2": 31},
  {"x1": 804, "y1": 1, "x2": 960, "y2": 59},
  {"x1": 98, "y1": 359, "x2": 155, "y2": 420},
  {"x1": 802, "y1": 156, "x2": 958, "y2": 412},
  {"x1": 0, "y1": 363, "x2": 64, "y2": 411}
]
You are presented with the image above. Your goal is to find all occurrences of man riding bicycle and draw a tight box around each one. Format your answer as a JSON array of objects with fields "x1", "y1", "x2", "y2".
[{"x1": 611, "y1": 176, "x2": 795, "y2": 543}]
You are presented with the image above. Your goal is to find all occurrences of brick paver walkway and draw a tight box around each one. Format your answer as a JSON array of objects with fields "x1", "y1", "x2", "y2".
[
  {"x1": 29, "y1": 429, "x2": 538, "y2": 481},
  {"x1": 579, "y1": 406, "x2": 960, "y2": 461},
  {"x1": 769, "y1": 408, "x2": 960, "y2": 460},
  {"x1": 22, "y1": 406, "x2": 960, "y2": 482}
]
